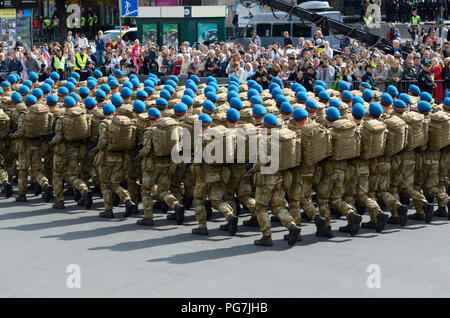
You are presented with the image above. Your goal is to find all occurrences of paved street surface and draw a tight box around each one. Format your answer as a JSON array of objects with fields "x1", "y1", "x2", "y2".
[{"x1": 1, "y1": 193, "x2": 449, "y2": 298}]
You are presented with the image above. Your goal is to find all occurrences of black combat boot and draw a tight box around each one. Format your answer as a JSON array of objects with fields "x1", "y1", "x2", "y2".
[
  {"x1": 331, "y1": 208, "x2": 342, "y2": 219},
  {"x1": 84, "y1": 190, "x2": 93, "y2": 210},
  {"x1": 42, "y1": 185, "x2": 53, "y2": 203},
  {"x1": 219, "y1": 223, "x2": 229, "y2": 231},
  {"x1": 52, "y1": 201, "x2": 65, "y2": 209},
  {"x1": 182, "y1": 197, "x2": 193, "y2": 211},
  {"x1": 204, "y1": 200, "x2": 212, "y2": 220},
  {"x1": 361, "y1": 221, "x2": 377, "y2": 230},
  {"x1": 34, "y1": 184, "x2": 42, "y2": 196},
  {"x1": 152, "y1": 201, "x2": 162, "y2": 212},
  {"x1": 349, "y1": 213, "x2": 362, "y2": 236},
  {"x1": 434, "y1": 206, "x2": 448, "y2": 218},
  {"x1": 192, "y1": 227, "x2": 208, "y2": 235},
  {"x1": 28, "y1": 182, "x2": 36, "y2": 191},
  {"x1": 99, "y1": 209, "x2": 114, "y2": 218},
  {"x1": 77, "y1": 197, "x2": 85, "y2": 206},
  {"x1": 301, "y1": 212, "x2": 312, "y2": 222},
  {"x1": 112, "y1": 193, "x2": 120, "y2": 207},
  {"x1": 399, "y1": 192, "x2": 411, "y2": 206},
  {"x1": 287, "y1": 225, "x2": 301, "y2": 246},
  {"x1": 15, "y1": 194, "x2": 27, "y2": 202},
  {"x1": 73, "y1": 189, "x2": 81, "y2": 202},
  {"x1": 254, "y1": 235, "x2": 273, "y2": 246},
  {"x1": 243, "y1": 216, "x2": 259, "y2": 227},
  {"x1": 376, "y1": 212, "x2": 388, "y2": 233},
  {"x1": 4, "y1": 182, "x2": 13, "y2": 198},
  {"x1": 228, "y1": 215, "x2": 239, "y2": 236},
  {"x1": 136, "y1": 217, "x2": 154, "y2": 226},
  {"x1": 234, "y1": 197, "x2": 241, "y2": 216},
  {"x1": 124, "y1": 200, "x2": 138, "y2": 217},
  {"x1": 356, "y1": 204, "x2": 367, "y2": 215},
  {"x1": 174, "y1": 204, "x2": 185, "y2": 225},
  {"x1": 161, "y1": 201, "x2": 170, "y2": 213},
  {"x1": 425, "y1": 195, "x2": 435, "y2": 204},
  {"x1": 423, "y1": 203, "x2": 434, "y2": 223},
  {"x1": 377, "y1": 199, "x2": 387, "y2": 211},
  {"x1": 314, "y1": 215, "x2": 326, "y2": 236},
  {"x1": 408, "y1": 212, "x2": 425, "y2": 221},
  {"x1": 137, "y1": 184, "x2": 142, "y2": 203},
  {"x1": 63, "y1": 188, "x2": 74, "y2": 196},
  {"x1": 92, "y1": 186, "x2": 101, "y2": 196},
  {"x1": 398, "y1": 205, "x2": 408, "y2": 226}
]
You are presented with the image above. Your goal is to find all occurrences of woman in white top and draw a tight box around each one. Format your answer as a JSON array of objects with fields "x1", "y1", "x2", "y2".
[{"x1": 322, "y1": 41, "x2": 333, "y2": 60}]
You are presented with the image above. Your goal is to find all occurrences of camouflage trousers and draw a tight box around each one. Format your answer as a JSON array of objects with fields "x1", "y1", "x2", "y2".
[
  {"x1": 3, "y1": 150, "x2": 17, "y2": 183},
  {"x1": 0, "y1": 154, "x2": 8, "y2": 183},
  {"x1": 345, "y1": 158, "x2": 382, "y2": 223},
  {"x1": 17, "y1": 144, "x2": 49, "y2": 195},
  {"x1": 288, "y1": 164, "x2": 320, "y2": 225},
  {"x1": 170, "y1": 163, "x2": 195, "y2": 203},
  {"x1": 80, "y1": 150, "x2": 100, "y2": 190},
  {"x1": 127, "y1": 157, "x2": 142, "y2": 205},
  {"x1": 373, "y1": 156, "x2": 401, "y2": 216},
  {"x1": 98, "y1": 151, "x2": 132, "y2": 211},
  {"x1": 439, "y1": 146, "x2": 450, "y2": 190},
  {"x1": 192, "y1": 164, "x2": 234, "y2": 228},
  {"x1": 415, "y1": 150, "x2": 449, "y2": 208},
  {"x1": 42, "y1": 146, "x2": 55, "y2": 185},
  {"x1": 53, "y1": 143, "x2": 89, "y2": 202},
  {"x1": 317, "y1": 160, "x2": 356, "y2": 226},
  {"x1": 141, "y1": 157, "x2": 179, "y2": 219},
  {"x1": 224, "y1": 164, "x2": 256, "y2": 215},
  {"x1": 390, "y1": 150, "x2": 427, "y2": 214},
  {"x1": 254, "y1": 172, "x2": 296, "y2": 237}
]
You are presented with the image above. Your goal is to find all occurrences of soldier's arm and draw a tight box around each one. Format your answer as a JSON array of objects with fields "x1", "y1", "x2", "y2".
[
  {"x1": 135, "y1": 129, "x2": 152, "y2": 159},
  {"x1": 48, "y1": 117, "x2": 64, "y2": 146},
  {"x1": 9, "y1": 113, "x2": 26, "y2": 139},
  {"x1": 96, "y1": 121, "x2": 109, "y2": 150}
]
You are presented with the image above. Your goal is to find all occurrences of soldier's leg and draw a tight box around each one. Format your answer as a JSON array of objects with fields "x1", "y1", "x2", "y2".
[
  {"x1": 238, "y1": 175, "x2": 256, "y2": 215},
  {"x1": 110, "y1": 155, "x2": 132, "y2": 203},
  {"x1": 193, "y1": 179, "x2": 208, "y2": 230},
  {"x1": 209, "y1": 181, "x2": 234, "y2": 221},
  {"x1": 423, "y1": 153, "x2": 449, "y2": 215},
  {"x1": 52, "y1": 153, "x2": 66, "y2": 203},
  {"x1": 287, "y1": 173, "x2": 302, "y2": 226},
  {"x1": 127, "y1": 159, "x2": 140, "y2": 205},
  {"x1": 99, "y1": 163, "x2": 113, "y2": 212},
  {"x1": 299, "y1": 165, "x2": 320, "y2": 220},
  {"x1": 317, "y1": 166, "x2": 333, "y2": 226},
  {"x1": 401, "y1": 151, "x2": 428, "y2": 214},
  {"x1": 17, "y1": 151, "x2": 29, "y2": 198},
  {"x1": 271, "y1": 185, "x2": 297, "y2": 230},
  {"x1": 137, "y1": 165, "x2": 158, "y2": 225},
  {"x1": 254, "y1": 184, "x2": 272, "y2": 237}
]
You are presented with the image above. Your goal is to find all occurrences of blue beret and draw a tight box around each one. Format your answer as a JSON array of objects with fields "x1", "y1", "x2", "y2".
[
  {"x1": 381, "y1": 93, "x2": 393, "y2": 104},
  {"x1": 271, "y1": 87, "x2": 283, "y2": 97},
  {"x1": 408, "y1": 84, "x2": 420, "y2": 96},
  {"x1": 188, "y1": 82, "x2": 198, "y2": 92},
  {"x1": 184, "y1": 88, "x2": 195, "y2": 98},
  {"x1": 230, "y1": 97, "x2": 244, "y2": 110},
  {"x1": 1, "y1": 81, "x2": 10, "y2": 87},
  {"x1": 63, "y1": 96, "x2": 76, "y2": 107},
  {"x1": 418, "y1": 101, "x2": 432, "y2": 112},
  {"x1": 156, "y1": 98, "x2": 168, "y2": 106},
  {"x1": 275, "y1": 95, "x2": 288, "y2": 104},
  {"x1": 247, "y1": 80, "x2": 257, "y2": 88},
  {"x1": 58, "y1": 87, "x2": 69, "y2": 95},
  {"x1": 360, "y1": 82, "x2": 371, "y2": 89},
  {"x1": 100, "y1": 84, "x2": 111, "y2": 92},
  {"x1": 369, "y1": 102, "x2": 383, "y2": 116},
  {"x1": 113, "y1": 69, "x2": 123, "y2": 76},
  {"x1": 293, "y1": 107, "x2": 308, "y2": 120},
  {"x1": 272, "y1": 77, "x2": 283, "y2": 85},
  {"x1": 32, "y1": 88, "x2": 43, "y2": 98},
  {"x1": 11, "y1": 92, "x2": 22, "y2": 103},
  {"x1": 19, "y1": 86, "x2": 30, "y2": 95},
  {"x1": 341, "y1": 90, "x2": 353, "y2": 99},
  {"x1": 28, "y1": 72, "x2": 39, "y2": 81},
  {"x1": 121, "y1": 87, "x2": 133, "y2": 97},
  {"x1": 269, "y1": 83, "x2": 280, "y2": 92},
  {"x1": 169, "y1": 75, "x2": 179, "y2": 83},
  {"x1": 250, "y1": 95, "x2": 263, "y2": 105},
  {"x1": 111, "y1": 94, "x2": 123, "y2": 106},
  {"x1": 44, "y1": 78, "x2": 55, "y2": 86},
  {"x1": 362, "y1": 89, "x2": 374, "y2": 99},
  {"x1": 204, "y1": 86, "x2": 216, "y2": 95},
  {"x1": 84, "y1": 97, "x2": 97, "y2": 109},
  {"x1": 93, "y1": 70, "x2": 103, "y2": 77},
  {"x1": 419, "y1": 92, "x2": 432, "y2": 102},
  {"x1": 108, "y1": 79, "x2": 119, "y2": 87},
  {"x1": 247, "y1": 88, "x2": 259, "y2": 99},
  {"x1": 206, "y1": 92, "x2": 218, "y2": 103},
  {"x1": 314, "y1": 85, "x2": 325, "y2": 93},
  {"x1": 326, "y1": 107, "x2": 341, "y2": 120},
  {"x1": 227, "y1": 91, "x2": 240, "y2": 101},
  {"x1": 65, "y1": 82, "x2": 75, "y2": 91},
  {"x1": 306, "y1": 99, "x2": 318, "y2": 109},
  {"x1": 228, "y1": 84, "x2": 239, "y2": 93},
  {"x1": 181, "y1": 95, "x2": 194, "y2": 105},
  {"x1": 338, "y1": 80, "x2": 350, "y2": 90},
  {"x1": 329, "y1": 98, "x2": 342, "y2": 108},
  {"x1": 398, "y1": 93, "x2": 412, "y2": 104},
  {"x1": 166, "y1": 80, "x2": 177, "y2": 88},
  {"x1": 87, "y1": 80, "x2": 97, "y2": 88},
  {"x1": 174, "y1": 102, "x2": 188, "y2": 113},
  {"x1": 67, "y1": 77, "x2": 78, "y2": 84},
  {"x1": 70, "y1": 93, "x2": 82, "y2": 101},
  {"x1": 143, "y1": 79, "x2": 154, "y2": 87},
  {"x1": 0, "y1": 87, "x2": 3, "y2": 94},
  {"x1": 252, "y1": 105, "x2": 267, "y2": 116},
  {"x1": 190, "y1": 75, "x2": 200, "y2": 84},
  {"x1": 210, "y1": 83, "x2": 220, "y2": 91},
  {"x1": 103, "y1": 103, "x2": 116, "y2": 115},
  {"x1": 318, "y1": 90, "x2": 330, "y2": 100},
  {"x1": 131, "y1": 79, "x2": 140, "y2": 89},
  {"x1": 13, "y1": 74, "x2": 20, "y2": 82},
  {"x1": 40, "y1": 84, "x2": 52, "y2": 94},
  {"x1": 88, "y1": 76, "x2": 97, "y2": 82},
  {"x1": 95, "y1": 89, "x2": 106, "y2": 98},
  {"x1": 387, "y1": 85, "x2": 399, "y2": 97},
  {"x1": 226, "y1": 108, "x2": 240, "y2": 121},
  {"x1": 291, "y1": 82, "x2": 300, "y2": 91},
  {"x1": 198, "y1": 113, "x2": 212, "y2": 123},
  {"x1": 148, "y1": 73, "x2": 158, "y2": 80},
  {"x1": 393, "y1": 100, "x2": 407, "y2": 108},
  {"x1": 122, "y1": 81, "x2": 133, "y2": 89},
  {"x1": 23, "y1": 80, "x2": 33, "y2": 87},
  {"x1": 128, "y1": 73, "x2": 137, "y2": 81},
  {"x1": 47, "y1": 94, "x2": 58, "y2": 104},
  {"x1": 229, "y1": 75, "x2": 239, "y2": 84},
  {"x1": 280, "y1": 102, "x2": 293, "y2": 114},
  {"x1": 444, "y1": 97, "x2": 450, "y2": 106},
  {"x1": 294, "y1": 84, "x2": 307, "y2": 93},
  {"x1": 296, "y1": 91, "x2": 308, "y2": 101},
  {"x1": 133, "y1": 100, "x2": 146, "y2": 113},
  {"x1": 50, "y1": 72, "x2": 60, "y2": 81},
  {"x1": 253, "y1": 84, "x2": 263, "y2": 94},
  {"x1": 202, "y1": 100, "x2": 216, "y2": 111},
  {"x1": 207, "y1": 76, "x2": 217, "y2": 84},
  {"x1": 315, "y1": 80, "x2": 326, "y2": 88},
  {"x1": 71, "y1": 72, "x2": 80, "y2": 79},
  {"x1": 352, "y1": 103, "x2": 366, "y2": 117},
  {"x1": 264, "y1": 113, "x2": 279, "y2": 126},
  {"x1": 148, "y1": 107, "x2": 162, "y2": 118},
  {"x1": 136, "y1": 90, "x2": 148, "y2": 98},
  {"x1": 25, "y1": 95, "x2": 37, "y2": 104},
  {"x1": 160, "y1": 90, "x2": 171, "y2": 99},
  {"x1": 7, "y1": 74, "x2": 16, "y2": 83},
  {"x1": 79, "y1": 86, "x2": 90, "y2": 96}
]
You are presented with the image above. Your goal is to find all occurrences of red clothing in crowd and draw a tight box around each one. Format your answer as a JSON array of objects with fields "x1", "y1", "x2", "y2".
[
  {"x1": 33, "y1": 18, "x2": 41, "y2": 30},
  {"x1": 171, "y1": 60, "x2": 182, "y2": 75},
  {"x1": 431, "y1": 64, "x2": 444, "y2": 103}
]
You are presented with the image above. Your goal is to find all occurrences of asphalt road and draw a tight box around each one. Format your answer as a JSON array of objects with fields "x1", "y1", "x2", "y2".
[{"x1": 1, "y1": 192, "x2": 449, "y2": 298}]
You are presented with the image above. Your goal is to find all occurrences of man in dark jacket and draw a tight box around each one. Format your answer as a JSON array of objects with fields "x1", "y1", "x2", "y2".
[
  {"x1": 7, "y1": 51, "x2": 23, "y2": 75},
  {"x1": 417, "y1": 62, "x2": 436, "y2": 93},
  {"x1": 303, "y1": 65, "x2": 316, "y2": 92},
  {"x1": 402, "y1": 59, "x2": 417, "y2": 81},
  {"x1": 361, "y1": 64, "x2": 377, "y2": 90}
]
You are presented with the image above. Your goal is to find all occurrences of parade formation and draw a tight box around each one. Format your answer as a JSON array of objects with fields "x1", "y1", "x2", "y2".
[{"x1": 0, "y1": 69, "x2": 449, "y2": 247}]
